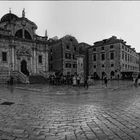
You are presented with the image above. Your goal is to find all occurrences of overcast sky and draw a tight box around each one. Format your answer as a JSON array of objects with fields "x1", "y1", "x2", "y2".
[{"x1": 0, "y1": 1, "x2": 140, "y2": 52}]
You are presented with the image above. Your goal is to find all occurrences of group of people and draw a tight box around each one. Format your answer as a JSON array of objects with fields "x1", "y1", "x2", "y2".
[
  {"x1": 48, "y1": 74, "x2": 93, "y2": 88},
  {"x1": 133, "y1": 77, "x2": 140, "y2": 86},
  {"x1": 48, "y1": 74, "x2": 75, "y2": 85}
]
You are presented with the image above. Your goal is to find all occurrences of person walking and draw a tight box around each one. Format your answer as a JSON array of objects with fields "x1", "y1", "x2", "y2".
[{"x1": 104, "y1": 76, "x2": 108, "y2": 87}]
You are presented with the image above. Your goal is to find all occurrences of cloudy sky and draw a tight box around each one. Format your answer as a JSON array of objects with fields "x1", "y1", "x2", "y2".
[{"x1": 0, "y1": 1, "x2": 140, "y2": 51}]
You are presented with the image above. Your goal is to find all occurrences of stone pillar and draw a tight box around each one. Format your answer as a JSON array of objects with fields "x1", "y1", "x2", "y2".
[
  {"x1": 9, "y1": 45, "x2": 15, "y2": 71},
  {"x1": 30, "y1": 56, "x2": 32, "y2": 75},
  {"x1": 12, "y1": 45, "x2": 15, "y2": 71},
  {"x1": 45, "y1": 46, "x2": 48, "y2": 72},
  {"x1": 33, "y1": 46, "x2": 37, "y2": 74},
  {"x1": 23, "y1": 29, "x2": 25, "y2": 39}
]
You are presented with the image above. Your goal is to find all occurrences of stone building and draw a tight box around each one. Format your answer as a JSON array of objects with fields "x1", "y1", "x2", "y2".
[
  {"x1": 48, "y1": 35, "x2": 79, "y2": 76},
  {"x1": 88, "y1": 36, "x2": 139, "y2": 80},
  {"x1": 0, "y1": 10, "x2": 49, "y2": 83},
  {"x1": 78, "y1": 42, "x2": 91, "y2": 79}
]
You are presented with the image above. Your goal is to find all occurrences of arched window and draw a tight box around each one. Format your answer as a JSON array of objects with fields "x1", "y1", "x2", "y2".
[
  {"x1": 15, "y1": 29, "x2": 32, "y2": 40},
  {"x1": 15, "y1": 29, "x2": 23, "y2": 38},
  {"x1": 24, "y1": 30, "x2": 32, "y2": 40}
]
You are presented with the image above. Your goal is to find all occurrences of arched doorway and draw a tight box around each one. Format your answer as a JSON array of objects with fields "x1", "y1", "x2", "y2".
[
  {"x1": 102, "y1": 72, "x2": 106, "y2": 79},
  {"x1": 93, "y1": 72, "x2": 99, "y2": 80},
  {"x1": 21, "y1": 60, "x2": 29, "y2": 76},
  {"x1": 110, "y1": 71, "x2": 115, "y2": 79}
]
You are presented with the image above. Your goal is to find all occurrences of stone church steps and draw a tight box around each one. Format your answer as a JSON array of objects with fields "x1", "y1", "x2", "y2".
[
  {"x1": 0, "y1": 70, "x2": 10, "y2": 84},
  {"x1": 29, "y1": 75, "x2": 48, "y2": 84}
]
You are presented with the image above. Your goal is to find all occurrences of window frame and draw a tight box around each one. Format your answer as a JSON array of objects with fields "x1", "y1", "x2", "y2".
[
  {"x1": 2, "y1": 52, "x2": 7, "y2": 62},
  {"x1": 38, "y1": 55, "x2": 43, "y2": 64},
  {"x1": 110, "y1": 51, "x2": 114, "y2": 60}
]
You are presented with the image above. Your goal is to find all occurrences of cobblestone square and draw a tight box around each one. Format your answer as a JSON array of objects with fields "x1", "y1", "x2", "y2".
[{"x1": 0, "y1": 80, "x2": 140, "y2": 140}]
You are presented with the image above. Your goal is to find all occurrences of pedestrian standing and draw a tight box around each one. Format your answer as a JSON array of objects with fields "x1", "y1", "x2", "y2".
[
  {"x1": 134, "y1": 77, "x2": 138, "y2": 87},
  {"x1": 84, "y1": 78, "x2": 88, "y2": 89},
  {"x1": 77, "y1": 75, "x2": 80, "y2": 86},
  {"x1": 73, "y1": 75, "x2": 77, "y2": 86},
  {"x1": 104, "y1": 76, "x2": 108, "y2": 87}
]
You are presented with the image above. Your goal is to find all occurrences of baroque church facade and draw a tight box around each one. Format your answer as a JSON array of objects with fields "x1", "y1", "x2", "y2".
[{"x1": 0, "y1": 10, "x2": 49, "y2": 83}]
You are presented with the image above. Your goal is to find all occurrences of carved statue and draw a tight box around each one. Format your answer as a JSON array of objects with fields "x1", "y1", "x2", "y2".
[
  {"x1": 22, "y1": 8, "x2": 25, "y2": 18},
  {"x1": 16, "y1": 46, "x2": 31, "y2": 56}
]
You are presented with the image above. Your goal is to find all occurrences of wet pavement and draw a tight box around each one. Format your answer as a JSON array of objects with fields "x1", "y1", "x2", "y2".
[{"x1": 0, "y1": 80, "x2": 140, "y2": 140}]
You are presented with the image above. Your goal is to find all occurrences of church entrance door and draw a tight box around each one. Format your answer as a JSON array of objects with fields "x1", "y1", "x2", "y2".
[{"x1": 21, "y1": 60, "x2": 29, "y2": 76}]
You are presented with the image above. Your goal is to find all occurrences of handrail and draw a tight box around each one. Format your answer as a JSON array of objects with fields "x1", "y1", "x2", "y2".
[{"x1": 11, "y1": 71, "x2": 29, "y2": 84}]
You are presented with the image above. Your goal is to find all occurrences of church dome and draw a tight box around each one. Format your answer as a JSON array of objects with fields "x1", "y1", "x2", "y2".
[{"x1": 1, "y1": 13, "x2": 19, "y2": 22}]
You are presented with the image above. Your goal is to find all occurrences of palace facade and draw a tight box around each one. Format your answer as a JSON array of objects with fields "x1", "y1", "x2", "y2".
[
  {"x1": 48, "y1": 35, "x2": 79, "y2": 76},
  {"x1": 0, "y1": 10, "x2": 49, "y2": 83},
  {"x1": 88, "y1": 36, "x2": 139, "y2": 80}
]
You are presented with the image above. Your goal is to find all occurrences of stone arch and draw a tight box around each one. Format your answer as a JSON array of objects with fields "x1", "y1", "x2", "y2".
[
  {"x1": 20, "y1": 60, "x2": 29, "y2": 76},
  {"x1": 15, "y1": 29, "x2": 22, "y2": 38},
  {"x1": 15, "y1": 29, "x2": 32, "y2": 40},
  {"x1": 24, "y1": 30, "x2": 32, "y2": 40},
  {"x1": 93, "y1": 72, "x2": 99, "y2": 80}
]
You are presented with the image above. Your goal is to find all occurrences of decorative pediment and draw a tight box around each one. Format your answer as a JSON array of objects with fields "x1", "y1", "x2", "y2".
[{"x1": 16, "y1": 46, "x2": 31, "y2": 56}]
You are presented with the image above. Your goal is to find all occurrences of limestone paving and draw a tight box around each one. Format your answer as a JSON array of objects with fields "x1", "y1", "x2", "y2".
[{"x1": 0, "y1": 81, "x2": 139, "y2": 140}]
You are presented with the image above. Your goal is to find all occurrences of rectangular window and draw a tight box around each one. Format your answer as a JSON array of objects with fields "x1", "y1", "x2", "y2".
[
  {"x1": 38, "y1": 55, "x2": 42, "y2": 64},
  {"x1": 128, "y1": 54, "x2": 129, "y2": 62},
  {"x1": 122, "y1": 51, "x2": 124, "y2": 60},
  {"x1": 2, "y1": 52, "x2": 7, "y2": 62},
  {"x1": 111, "y1": 64, "x2": 114, "y2": 67},
  {"x1": 50, "y1": 49, "x2": 52, "y2": 53},
  {"x1": 125, "y1": 64, "x2": 127, "y2": 69},
  {"x1": 50, "y1": 56, "x2": 53, "y2": 61},
  {"x1": 65, "y1": 63, "x2": 71, "y2": 68},
  {"x1": 73, "y1": 64, "x2": 77, "y2": 68},
  {"x1": 101, "y1": 47, "x2": 104, "y2": 50},
  {"x1": 125, "y1": 46, "x2": 127, "y2": 51},
  {"x1": 101, "y1": 53, "x2": 105, "y2": 60},
  {"x1": 93, "y1": 48, "x2": 96, "y2": 51},
  {"x1": 110, "y1": 45, "x2": 114, "y2": 49},
  {"x1": 65, "y1": 53, "x2": 67, "y2": 59},
  {"x1": 66, "y1": 45, "x2": 70, "y2": 50},
  {"x1": 65, "y1": 53, "x2": 71, "y2": 59},
  {"x1": 93, "y1": 54, "x2": 96, "y2": 61},
  {"x1": 73, "y1": 54, "x2": 76, "y2": 59},
  {"x1": 110, "y1": 52, "x2": 114, "y2": 60},
  {"x1": 125, "y1": 52, "x2": 127, "y2": 61},
  {"x1": 50, "y1": 64, "x2": 53, "y2": 70}
]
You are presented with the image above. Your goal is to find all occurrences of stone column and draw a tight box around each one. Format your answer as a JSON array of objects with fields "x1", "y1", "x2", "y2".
[
  {"x1": 12, "y1": 45, "x2": 15, "y2": 71},
  {"x1": 9, "y1": 45, "x2": 15, "y2": 71},
  {"x1": 45, "y1": 45, "x2": 48, "y2": 72},
  {"x1": 32, "y1": 46, "x2": 37, "y2": 74}
]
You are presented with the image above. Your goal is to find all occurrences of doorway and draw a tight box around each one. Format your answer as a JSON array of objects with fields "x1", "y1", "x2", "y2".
[{"x1": 21, "y1": 60, "x2": 29, "y2": 76}]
